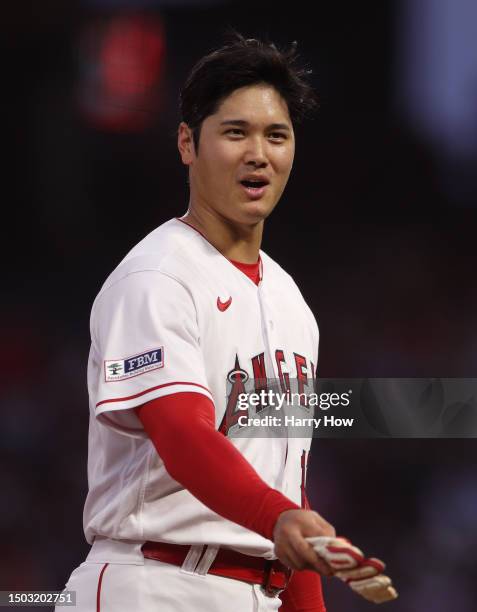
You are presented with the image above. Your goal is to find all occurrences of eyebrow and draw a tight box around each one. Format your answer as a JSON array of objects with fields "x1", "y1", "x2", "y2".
[{"x1": 220, "y1": 120, "x2": 291, "y2": 131}]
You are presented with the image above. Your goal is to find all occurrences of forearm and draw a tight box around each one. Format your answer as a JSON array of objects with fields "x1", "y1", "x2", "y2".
[{"x1": 136, "y1": 393, "x2": 299, "y2": 541}]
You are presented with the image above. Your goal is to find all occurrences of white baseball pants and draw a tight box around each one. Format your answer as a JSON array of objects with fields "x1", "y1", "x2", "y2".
[{"x1": 58, "y1": 542, "x2": 283, "y2": 612}]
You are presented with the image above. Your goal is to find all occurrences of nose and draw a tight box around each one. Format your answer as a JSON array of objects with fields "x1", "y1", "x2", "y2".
[{"x1": 243, "y1": 136, "x2": 268, "y2": 169}]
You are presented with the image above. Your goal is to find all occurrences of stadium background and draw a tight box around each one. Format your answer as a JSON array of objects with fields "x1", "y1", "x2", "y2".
[{"x1": 2, "y1": 0, "x2": 477, "y2": 610}]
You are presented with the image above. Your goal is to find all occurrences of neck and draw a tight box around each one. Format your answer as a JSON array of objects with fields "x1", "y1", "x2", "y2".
[{"x1": 182, "y1": 204, "x2": 263, "y2": 264}]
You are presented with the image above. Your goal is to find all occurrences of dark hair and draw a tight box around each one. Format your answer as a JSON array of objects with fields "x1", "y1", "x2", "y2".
[{"x1": 179, "y1": 32, "x2": 318, "y2": 151}]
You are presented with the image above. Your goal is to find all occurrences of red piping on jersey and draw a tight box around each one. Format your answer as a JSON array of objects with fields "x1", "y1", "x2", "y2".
[
  {"x1": 96, "y1": 381, "x2": 211, "y2": 408},
  {"x1": 176, "y1": 217, "x2": 263, "y2": 283},
  {"x1": 96, "y1": 563, "x2": 109, "y2": 612},
  {"x1": 176, "y1": 216, "x2": 210, "y2": 242}
]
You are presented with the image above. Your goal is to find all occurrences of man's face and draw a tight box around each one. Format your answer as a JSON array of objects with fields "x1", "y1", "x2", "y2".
[{"x1": 179, "y1": 84, "x2": 295, "y2": 226}]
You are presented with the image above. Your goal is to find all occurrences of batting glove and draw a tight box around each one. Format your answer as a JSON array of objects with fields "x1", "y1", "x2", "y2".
[
  {"x1": 306, "y1": 537, "x2": 398, "y2": 604},
  {"x1": 335, "y1": 558, "x2": 398, "y2": 603},
  {"x1": 305, "y1": 536, "x2": 365, "y2": 570}
]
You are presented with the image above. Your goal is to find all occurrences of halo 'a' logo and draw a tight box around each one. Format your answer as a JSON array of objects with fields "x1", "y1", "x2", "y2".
[
  {"x1": 227, "y1": 364, "x2": 249, "y2": 384},
  {"x1": 220, "y1": 356, "x2": 249, "y2": 435}
]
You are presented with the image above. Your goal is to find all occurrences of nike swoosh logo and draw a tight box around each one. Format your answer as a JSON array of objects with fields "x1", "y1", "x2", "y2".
[{"x1": 217, "y1": 296, "x2": 232, "y2": 312}]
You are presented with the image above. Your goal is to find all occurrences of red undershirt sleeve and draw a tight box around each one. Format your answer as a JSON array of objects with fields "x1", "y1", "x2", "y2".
[
  {"x1": 135, "y1": 392, "x2": 300, "y2": 541},
  {"x1": 275, "y1": 475, "x2": 326, "y2": 611},
  {"x1": 279, "y1": 570, "x2": 326, "y2": 612}
]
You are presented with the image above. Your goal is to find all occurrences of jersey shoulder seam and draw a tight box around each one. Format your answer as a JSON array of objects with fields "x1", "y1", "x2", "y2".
[
  {"x1": 90, "y1": 268, "x2": 196, "y2": 346},
  {"x1": 94, "y1": 267, "x2": 190, "y2": 305}
]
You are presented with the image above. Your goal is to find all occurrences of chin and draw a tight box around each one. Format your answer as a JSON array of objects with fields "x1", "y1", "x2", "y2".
[
  {"x1": 241, "y1": 199, "x2": 276, "y2": 222},
  {"x1": 234, "y1": 209, "x2": 269, "y2": 227},
  {"x1": 219, "y1": 197, "x2": 277, "y2": 227}
]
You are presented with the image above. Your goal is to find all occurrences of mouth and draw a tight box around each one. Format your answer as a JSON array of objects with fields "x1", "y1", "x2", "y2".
[{"x1": 239, "y1": 179, "x2": 269, "y2": 200}]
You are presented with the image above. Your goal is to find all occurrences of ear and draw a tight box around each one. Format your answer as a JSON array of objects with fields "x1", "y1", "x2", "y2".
[{"x1": 178, "y1": 122, "x2": 195, "y2": 165}]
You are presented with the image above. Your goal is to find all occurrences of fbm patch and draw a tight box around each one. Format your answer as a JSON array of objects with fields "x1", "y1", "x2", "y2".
[{"x1": 104, "y1": 347, "x2": 164, "y2": 382}]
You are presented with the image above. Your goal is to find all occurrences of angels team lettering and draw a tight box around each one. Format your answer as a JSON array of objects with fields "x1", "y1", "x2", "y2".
[{"x1": 219, "y1": 350, "x2": 316, "y2": 436}]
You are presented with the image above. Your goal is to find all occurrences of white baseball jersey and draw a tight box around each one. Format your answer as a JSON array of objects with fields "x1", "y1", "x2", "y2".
[{"x1": 84, "y1": 217, "x2": 319, "y2": 558}]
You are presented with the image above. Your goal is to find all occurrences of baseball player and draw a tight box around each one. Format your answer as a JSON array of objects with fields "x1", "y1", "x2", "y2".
[{"x1": 59, "y1": 34, "x2": 397, "y2": 611}]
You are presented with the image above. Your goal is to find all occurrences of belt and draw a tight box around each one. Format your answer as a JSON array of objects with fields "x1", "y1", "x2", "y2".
[{"x1": 141, "y1": 541, "x2": 292, "y2": 596}]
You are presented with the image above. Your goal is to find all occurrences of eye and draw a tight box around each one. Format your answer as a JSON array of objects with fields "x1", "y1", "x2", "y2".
[
  {"x1": 224, "y1": 128, "x2": 245, "y2": 137},
  {"x1": 268, "y1": 132, "x2": 288, "y2": 142}
]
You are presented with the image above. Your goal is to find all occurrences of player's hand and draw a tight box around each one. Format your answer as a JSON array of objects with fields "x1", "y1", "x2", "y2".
[{"x1": 273, "y1": 509, "x2": 336, "y2": 575}]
